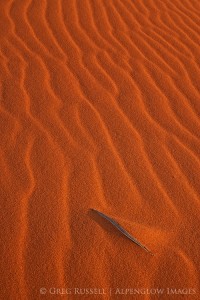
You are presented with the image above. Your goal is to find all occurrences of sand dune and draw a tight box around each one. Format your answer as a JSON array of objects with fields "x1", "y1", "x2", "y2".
[{"x1": 0, "y1": 0, "x2": 200, "y2": 299}]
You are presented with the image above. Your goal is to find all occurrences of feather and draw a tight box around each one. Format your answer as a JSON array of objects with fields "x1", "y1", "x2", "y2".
[{"x1": 91, "y1": 209, "x2": 154, "y2": 255}]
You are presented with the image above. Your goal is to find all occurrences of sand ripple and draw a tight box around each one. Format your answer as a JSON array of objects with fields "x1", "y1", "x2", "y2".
[{"x1": 0, "y1": 0, "x2": 200, "y2": 299}]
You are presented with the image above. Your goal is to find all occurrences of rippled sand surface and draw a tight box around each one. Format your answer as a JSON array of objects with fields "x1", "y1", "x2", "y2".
[{"x1": 0, "y1": 0, "x2": 200, "y2": 299}]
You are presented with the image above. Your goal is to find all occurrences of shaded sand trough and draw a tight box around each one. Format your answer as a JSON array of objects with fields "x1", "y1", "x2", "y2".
[{"x1": 0, "y1": 0, "x2": 200, "y2": 299}]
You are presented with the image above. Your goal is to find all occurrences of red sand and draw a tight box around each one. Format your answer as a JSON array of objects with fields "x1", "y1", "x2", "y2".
[{"x1": 0, "y1": 0, "x2": 200, "y2": 299}]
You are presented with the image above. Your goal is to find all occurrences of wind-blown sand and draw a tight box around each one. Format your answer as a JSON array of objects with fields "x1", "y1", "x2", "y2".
[{"x1": 0, "y1": 0, "x2": 200, "y2": 299}]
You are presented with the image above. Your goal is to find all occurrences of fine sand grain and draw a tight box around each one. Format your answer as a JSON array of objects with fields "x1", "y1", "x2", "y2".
[{"x1": 0, "y1": 0, "x2": 200, "y2": 299}]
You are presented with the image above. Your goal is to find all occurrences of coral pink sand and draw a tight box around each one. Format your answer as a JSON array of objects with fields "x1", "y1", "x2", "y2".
[{"x1": 0, "y1": 0, "x2": 200, "y2": 299}]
